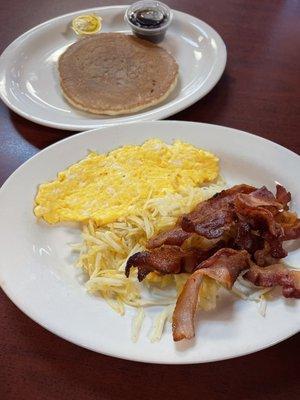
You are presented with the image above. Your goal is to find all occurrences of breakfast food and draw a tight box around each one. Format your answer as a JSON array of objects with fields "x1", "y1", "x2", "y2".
[
  {"x1": 34, "y1": 139, "x2": 300, "y2": 343},
  {"x1": 34, "y1": 139, "x2": 223, "y2": 340},
  {"x1": 58, "y1": 33, "x2": 178, "y2": 115},
  {"x1": 126, "y1": 184, "x2": 300, "y2": 340},
  {"x1": 34, "y1": 139, "x2": 219, "y2": 224}
]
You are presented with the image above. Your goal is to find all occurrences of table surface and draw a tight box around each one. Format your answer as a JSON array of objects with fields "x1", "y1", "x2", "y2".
[{"x1": 0, "y1": 1, "x2": 299, "y2": 399}]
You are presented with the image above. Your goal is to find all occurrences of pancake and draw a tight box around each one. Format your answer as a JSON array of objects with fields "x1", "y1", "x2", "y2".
[{"x1": 58, "y1": 33, "x2": 179, "y2": 115}]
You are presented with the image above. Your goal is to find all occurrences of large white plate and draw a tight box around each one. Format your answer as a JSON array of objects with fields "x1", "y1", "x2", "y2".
[
  {"x1": 0, "y1": 6, "x2": 226, "y2": 131},
  {"x1": 0, "y1": 121, "x2": 299, "y2": 364}
]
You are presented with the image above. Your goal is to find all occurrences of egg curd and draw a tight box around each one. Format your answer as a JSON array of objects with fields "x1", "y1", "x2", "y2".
[{"x1": 34, "y1": 139, "x2": 219, "y2": 225}]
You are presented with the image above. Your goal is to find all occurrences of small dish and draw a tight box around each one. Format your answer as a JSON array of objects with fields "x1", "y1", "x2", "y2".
[{"x1": 124, "y1": 0, "x2": 173, "y2": 43}]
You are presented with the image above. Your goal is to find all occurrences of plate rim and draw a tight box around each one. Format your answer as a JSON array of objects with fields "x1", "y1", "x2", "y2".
[
  {"x1": 0, "y1": 5, "x2": 227, "y2": 131},
  {"x1": 0, "y1": 120, "x2": 299, "y2": 364}
]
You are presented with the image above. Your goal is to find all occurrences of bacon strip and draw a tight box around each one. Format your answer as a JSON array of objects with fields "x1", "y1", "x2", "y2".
[
  {"x1": 234, "y1": 188, "x2": 286, "y2": 258},
  {"x1": 147, "y1": 226, "x2": 192, "y2": 249},
  {"x1": 147, "y1": 185, "x2": 255, "y2": 248},
  {"x1": 245, "y1": 263, "x2": 300, "y2": 298},
  {"x1": 235, "y1": 185, "x2": 296, "y2": 242},
  {"x1": 283, "y1": 219, "x2": 300, "y2": 240},
  {"x1": 236, "y1": 186, "x2": 282, "y2": 213},
  {"x1": 275, "y1": 211, "x2": 300, "y2": 240},
  {"x1": 181, "y1": 184, "x2": 255, "y2": 239},
  {"x1": 234, "y1": 192, "x2": 282, "y2": 235},
  {"x1": 125, "y1": 246, "x2": 186, "y2": 281},
  {"x1": 276, "y1": 184, "x2": 291, "y2": 209},
  {"x1": 148, "y1": 185, "x2": 294, "y2": 251},
  {"x1": 254, "y1": 243, "x2": 280, "y2": 267},
  {"x1": 172, "y1": 249, "x2": 250, "y2": 341},
  {"x1": 234, "y1": 221, "x2": 264, "y2": 254},
  {"x1": 125, "y1": 242, "x2": 225, "y2": 281}
]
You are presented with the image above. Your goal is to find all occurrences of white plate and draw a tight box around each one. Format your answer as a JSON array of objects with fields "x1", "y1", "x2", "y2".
[
  {"x1": 0, "y1": 6, "x2": 226, "y2": 131},
  {"x1": 0, "y1": 121, "x2": 299, "y2": 364}
]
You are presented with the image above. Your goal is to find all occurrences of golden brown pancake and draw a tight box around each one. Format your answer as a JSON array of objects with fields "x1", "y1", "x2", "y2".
[{"x1": 58, "y1": 33, "x2": 179, "y2": 115}]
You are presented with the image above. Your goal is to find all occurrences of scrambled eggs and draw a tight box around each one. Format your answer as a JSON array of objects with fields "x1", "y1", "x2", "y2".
[{"x1": 34, "y1": 139, "x2": 219, "y2": 225}]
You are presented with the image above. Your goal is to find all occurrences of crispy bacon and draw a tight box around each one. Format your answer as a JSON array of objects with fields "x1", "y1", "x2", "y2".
[
  {"x1": 236, "y1": 186, "x2": 282, "y2": 213},
  {"x1": 283, "y1": 219, "x2": 300, "y2": 240},
  {"x1": 254, "y1": 243, "x2": 281, "y2": 267},
  {"x1": 245, "y1": 263, "x2": 300, "y2": 298},
  {"x1": 148, "y1": 185, "x2": 294, "y2": 252},
  {"x1": 263, "y1": 233, "x2": 287, "y2": 259},
  {"x1": 125, "y1": 243, "x2": 225, "y2": 281},
  {"x1": 147, "y1": 226, "x2": 192, "y2": 249},
  {"x1": 234, "y1": 189, "x2": 286, "y2": 258},
  {"x1": 128, "y1": 185, "x2": 297, "y2": 281},
  {"x1": 275, "y1": 211, "x2": 300, "y2": 240},
  {"x1": 124, "y1": 183, "x2": 299, "y2": 341},
  {"x1": 234, "y1": 193, "x2": 282, "y2": 235},
  {"x1": 125, "y1": 246, "x2": 186, "y2": 281},
  {"x1": 276, "y1": 184, "x2": 291, "y2": 209},
  {"x1": 234, "y1": 221, "x2": 264, "y2": 254},
  {"x1": 172, "y1": 249, "x2": 250, "y2": 341},
  {"x1": 183, "y1": 208, "x2": 236, "y2": 239},
  {"x1": 148, "y1": 185, "x2": 256, "y2": 248},
  {"x1": 181, "y1": 184, "x2": 255, "y2": 238}
]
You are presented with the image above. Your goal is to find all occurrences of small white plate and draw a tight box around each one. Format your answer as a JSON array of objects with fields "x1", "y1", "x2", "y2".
[
  {"x1": 0, "y1": 6, "x2": 226, "y2": 131},
  {"x1": 0, "y1": 121, "x2": 299, "y2": 364}
]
